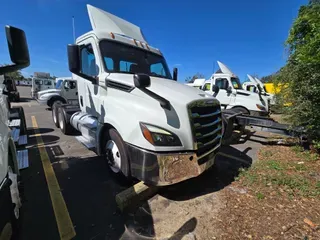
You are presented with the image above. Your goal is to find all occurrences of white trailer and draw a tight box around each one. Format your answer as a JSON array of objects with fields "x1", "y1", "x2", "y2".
[
  {"x1": 0, "y1": 26, "x2": 30, "y2": 239},
  {"x1": 53, "y1": 5, "x2": 224, "y2": 186}
]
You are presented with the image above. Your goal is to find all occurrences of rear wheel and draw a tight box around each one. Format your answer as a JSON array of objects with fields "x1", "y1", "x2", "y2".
[
  {"x1": 8, "y1": 153, "x2": 21, "y2": 240},
  {"x1": 105, "y1": 128, "x2": 131, "y2": 179},
  {"x1": 52, "y1": 102, "x2": 61, "y2": 128},
  {"x1": 58, "y1": 107, "x2": 72, "y2": 135}
]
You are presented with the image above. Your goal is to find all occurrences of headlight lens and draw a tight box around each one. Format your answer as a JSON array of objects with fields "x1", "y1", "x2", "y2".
[{"x1": 140, "y1": 123, "x2": 182, "y2": 146}]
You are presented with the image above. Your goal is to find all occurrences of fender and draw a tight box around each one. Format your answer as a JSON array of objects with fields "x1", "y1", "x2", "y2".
[{"x1": 47, "y1": 95, "x2": 66, "y2": 106}]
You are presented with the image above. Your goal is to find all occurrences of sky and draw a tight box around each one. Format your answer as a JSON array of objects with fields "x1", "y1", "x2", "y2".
[{"x1": 0, "y1": 0, "x2": 307, "y2": 82}]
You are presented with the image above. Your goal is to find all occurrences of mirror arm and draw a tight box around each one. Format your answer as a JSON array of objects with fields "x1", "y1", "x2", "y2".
[{"x1": 141, "y1": 88, "x2": 171, "y2": 110}]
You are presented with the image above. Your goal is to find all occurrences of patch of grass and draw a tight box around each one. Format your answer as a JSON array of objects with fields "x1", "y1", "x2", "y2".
[
  {"x1": 291, "y1": 146, "x2": 319, "y2": 162},
  {"x1": 293, "y1": 163, "x2": 308, "y2": 171},
  {"x1": 265, "y1": 160, "x2": 284, "y2": 170},
  {"x1": 261, "y1": 150, "x2": 274, "y2": 158},
  {"x1": 256, "y1": 192, "x2": 265, "y2": 200}
]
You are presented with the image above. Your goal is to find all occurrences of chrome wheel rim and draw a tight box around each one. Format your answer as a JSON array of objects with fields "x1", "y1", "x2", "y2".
[{"x1": 106, "y1": 140, "x2": 121, "y2": 173}]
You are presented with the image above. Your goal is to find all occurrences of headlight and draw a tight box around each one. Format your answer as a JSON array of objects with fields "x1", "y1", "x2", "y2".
[
  {"x1": 256, "y1": 104, "x2": 266, "y2": 111},
  {"x1": 140, "y1": 123, "x2": 182, "y2": 146}
]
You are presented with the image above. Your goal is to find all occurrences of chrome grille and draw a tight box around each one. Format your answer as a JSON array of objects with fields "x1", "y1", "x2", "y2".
[{"x1": 188, "y1": 100, "x2": 223, "y2": 157}]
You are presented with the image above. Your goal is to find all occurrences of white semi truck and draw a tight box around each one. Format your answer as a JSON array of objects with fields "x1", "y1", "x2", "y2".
[
  {"x1": 0, "y1": 26, "x2": 30, "y2": 240},
  {"x1": 53, "y1": 5, "x2": 224, "y2": 186},
  {"x1": 36, "y1": 77, "x2": 78, "y2": 108},
  {"x1": 30, "y1": 72, "x2": 55, "y2": 98},
  {"x1": 242, "y1": 74, "x2": 276, "y2": 105},
  {"x1": 188, "y1": 61, "x2": 269, "y2": 117}
]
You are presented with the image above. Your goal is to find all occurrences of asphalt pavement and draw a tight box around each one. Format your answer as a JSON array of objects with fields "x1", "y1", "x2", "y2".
[{"x1": 13, "y1": 86, "x2": 267, "y2": 240}]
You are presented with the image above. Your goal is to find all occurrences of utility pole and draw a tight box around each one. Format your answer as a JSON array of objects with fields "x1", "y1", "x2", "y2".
[{"x1": 72, "y1": 16, "x2": 76, "y2": 42}]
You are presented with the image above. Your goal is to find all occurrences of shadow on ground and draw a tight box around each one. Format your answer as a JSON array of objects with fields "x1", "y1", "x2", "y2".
[
  {"x1": 27, "y1": 127, "x2": 54, "y2": 135},
  {"x1": 19, "y1": 97, "x2": 32, "y2": 102}
]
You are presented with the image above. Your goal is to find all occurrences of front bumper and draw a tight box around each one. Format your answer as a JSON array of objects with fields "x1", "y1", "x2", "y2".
[
  {"x1": 249, "y1": 110, "x2": 269, "y2": 117},
  {"x1": 127, "y1": 144, "x2": 220, "y2": 186},
  {"x1": 36, "y1": 98, "x2": 48, "y2": 106}
]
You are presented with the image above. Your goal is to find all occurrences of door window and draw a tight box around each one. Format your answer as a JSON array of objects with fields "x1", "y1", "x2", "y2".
[
  {"x1": 215, "y1": 78, "x2": 228, "y2": 90},
  {"x1": 81, "y1": 44, "x2": 98, "y2": 76},
  {"x1": 202, "y1": 83, "x2": 211, "y2": 91},
  {"x1": 150, "y1": 62, "x2": 166, "y2": 77}
]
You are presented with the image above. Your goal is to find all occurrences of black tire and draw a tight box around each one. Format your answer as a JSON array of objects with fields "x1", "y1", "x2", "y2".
[
  {"x1": 57, "y1": 107, "x2": 72, "y2": 135},
  {"x1": 104, "y1": 128, "x2": 131, "y2": 179},
  {"x1": 52, "y1": 102, "x2": 61, "y2": 128},
  {"x1": 48, "y1": 98, "x2": 64, "y2": 109},
  {"x1": 8, "y1": 152, "x2": 21, "y2": 240}
]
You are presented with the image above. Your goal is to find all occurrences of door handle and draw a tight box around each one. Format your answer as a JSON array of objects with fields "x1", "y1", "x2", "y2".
[{"x1": 76, "y1": 92, "x2": 78, "y2": 96}]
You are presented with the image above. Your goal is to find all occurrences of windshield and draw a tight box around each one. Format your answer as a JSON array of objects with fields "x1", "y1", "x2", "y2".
[
  {"x1": 231, "y1": 77, "x2": 242, "y2": 89},
  {"x1": 56, "y1": 80, "x2": 63, "y2": 89},
  {"x1": 99, "y1": 40, "x2": 172, "y2": 79}
]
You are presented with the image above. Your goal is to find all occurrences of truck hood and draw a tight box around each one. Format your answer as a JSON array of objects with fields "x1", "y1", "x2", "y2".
[
  {"x1": 106, "y1": 73, "x2": 215, "y2": 105},
  {"x1": 38, "y1": 89, "x2": 61, "y2": 95},
  {"x1": 236, "y1": 89, "x2": 252, "y2": 96}
]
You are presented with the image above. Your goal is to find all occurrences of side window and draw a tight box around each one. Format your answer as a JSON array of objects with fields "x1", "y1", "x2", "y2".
[
  {"x1": 35, "y1": 80, "x2": 43, "y2": 85},
  {"x1": 202, "y1": 83, "x2": 211, "y2": 91},
  {"x1": 44, "y1": 80, "x2": 52, "y2": 86},
  {"x1": 69, "y1": 81, "x2": 77, "y2": 89},
  {"x1": 120, "y1": 61, "x2": 136, "y2": 72},
  {"x1": 215, "y1": 78, "x2": 228, "y2": 90},
  {"x1": 81, "y1": 44, "x2": 98, "y2": 77},
  {"x1": 150, "y1": 62, "x2": 166, "y2": 77},
  {"x1": 64, "y1": 81, "x2": 70, "y2": 89},
  {"x1": 104, "y1": 57, "x2": 114, "y2": 71}
]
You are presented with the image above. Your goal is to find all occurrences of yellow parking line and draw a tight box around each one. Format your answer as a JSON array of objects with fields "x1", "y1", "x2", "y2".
[{"x1": 31, "y1": 116, "x2": 76, "y2": 240}]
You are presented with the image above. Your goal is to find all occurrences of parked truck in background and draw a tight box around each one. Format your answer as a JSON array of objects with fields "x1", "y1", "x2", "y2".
[
  {"x1": 31, "y1": 72, "x2": 55, "y2": 98},
  {"x1": 0, "y1": 25, "x2": 30, "y2": 240},
  {"x1": 53, "y1": 4, "x2": 224, "y2": 186},
  {"x1": 36, "y1": 77, "x2": 78, "y2": 108},
  {"x1": 242, "y1": 74, "x2": 276, "y2": 106},
  {"x1": 187, "y1": 61, "x2": 270, "y2": 117}
]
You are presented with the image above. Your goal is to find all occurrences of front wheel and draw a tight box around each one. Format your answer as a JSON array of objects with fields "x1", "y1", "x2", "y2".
[{"x1": 105, "y1": 128, "x2": 131, "y2": 179}]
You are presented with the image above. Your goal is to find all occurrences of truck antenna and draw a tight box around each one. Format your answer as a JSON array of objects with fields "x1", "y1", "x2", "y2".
[{"x1": 72, "y1": 16, "x2": 76, "y2": 42}]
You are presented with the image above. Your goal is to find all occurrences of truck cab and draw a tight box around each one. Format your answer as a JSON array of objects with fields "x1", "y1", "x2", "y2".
[
  {"x1": 31, "y1": 73, "x2": 55, "y2": 98},
  {"x1": 242, "y1": 74, "x2": 276, "y2": 105},
  {"x1": 0, "y1": 25, "x2": 30, "y2": 239},
  {"x1": 58, "y1": 5, "x2": 224, "y2": 186},
  {"x1": 201, "y1": 61, "x2": 269, "y2": 116},
  {"x1": 37, "y1": 77, "x2": 78, "y2": 107}
]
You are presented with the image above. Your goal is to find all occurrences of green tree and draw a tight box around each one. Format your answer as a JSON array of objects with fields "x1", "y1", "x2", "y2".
[
  {"x1": 185, "y1": 73, "x2": 205, "y2": 83},
  {"x1": 279, "y1": 0, "x2": 320, "y2": 142}
]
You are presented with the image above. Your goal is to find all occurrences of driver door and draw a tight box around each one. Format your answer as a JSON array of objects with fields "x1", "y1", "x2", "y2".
[
  {"x1": 62, "y1": 80, "x2": 78, "y2": 103},
  {"x1": 214, "y1": 77, "x2": 231, "y2": 108}
]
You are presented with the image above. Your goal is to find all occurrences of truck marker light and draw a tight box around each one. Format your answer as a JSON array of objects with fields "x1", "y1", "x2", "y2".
[
  {"x1": 140, "y1": 42, "x2": 144, "y2": 48},
  {"x1": 146, "y1": 44, "x2": 150, "y2": 50},
  {"x1": 110, "y1": 32, "x2": 115, "y2": 39},
  {"x1": 133, "y1": 39, "x2": 138, "y2": 46},
  {"x1": 141, "y1": 124, "x2": 154, "y2": 144}
]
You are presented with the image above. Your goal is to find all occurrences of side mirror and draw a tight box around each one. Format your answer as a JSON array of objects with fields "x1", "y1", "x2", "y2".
[
  {"x1": 173, "y1": 67, "x2": 178, "y2": 81},
  {"x1": 227, "y1": 86, "x2": 232, "y2": 93},
  {"x1": 68, "y1": 44, "x2": 81, "y2": 74},
  {"x1": 212, "y1": 85, "x2": 220, "y2": 94},
  {"x1": 0, "y1": 26, "x2": 30, "y2": 75},
  {"x1": 67, "y1": 44, "x2": 97, "y2": 85},
  {"x1": 134, "y1": 74, "x2": 150, "y2": 88}
]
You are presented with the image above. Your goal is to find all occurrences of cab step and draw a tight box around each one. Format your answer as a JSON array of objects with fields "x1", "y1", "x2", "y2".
[
  {"x1": 17, "y1": 149, "x2": 29, "y2": 170},
  {"x1": 11, "y1": 128, "x2": 20, "y2": 143},
  {"x1": 18, "y1": 135, "x2": 28, "y2": 146},
  {"x1": 9, "y1": 119, "x2": 21, "y2": 128},
  {"x1": 75, "y1": 135, "x2": 96, "y2": 150}
]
